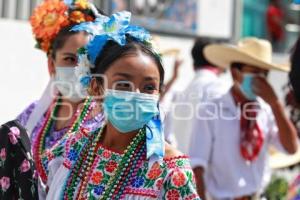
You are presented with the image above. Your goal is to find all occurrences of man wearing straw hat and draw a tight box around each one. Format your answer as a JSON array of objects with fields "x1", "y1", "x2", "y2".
[{"x1": 188, "y1": 37, "x2": 298, "y2": 200}]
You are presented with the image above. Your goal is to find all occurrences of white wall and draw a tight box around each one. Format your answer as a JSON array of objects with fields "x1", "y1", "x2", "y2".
[{"x1": 0, "y1": 19, "x2": 49, "y2": 124}]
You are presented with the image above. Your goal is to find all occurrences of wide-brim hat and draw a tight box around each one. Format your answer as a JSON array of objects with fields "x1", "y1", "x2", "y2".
[
  {"x1": 269, "y1": 147, "x2": 300, "y2": 169},
  {"x1": 204, "y1": 37, "x2": 290, "y2": 72}
]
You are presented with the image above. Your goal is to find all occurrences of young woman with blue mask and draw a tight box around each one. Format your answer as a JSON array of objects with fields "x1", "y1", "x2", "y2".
[{"x1": 43, "y1": 11, "x2": 200, "y2": 200}]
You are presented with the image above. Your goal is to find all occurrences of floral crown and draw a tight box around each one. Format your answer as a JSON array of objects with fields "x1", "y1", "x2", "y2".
[
  {"x1": 72, "y1": 11, "x2": 160, "y2": 89},
  {"x1": 30, "y1": 0, "x2": 99, "y2": 53}
]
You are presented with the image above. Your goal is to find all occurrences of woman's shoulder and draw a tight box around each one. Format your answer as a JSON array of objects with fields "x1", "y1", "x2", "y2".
[{"x1": 163, "y1": 143, "x2": 191, "y2": 169}]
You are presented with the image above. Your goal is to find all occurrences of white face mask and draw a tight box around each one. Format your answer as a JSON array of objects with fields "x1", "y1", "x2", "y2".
[{"x1": 54, "y1": 66, "x2": 87, "y2": 102}]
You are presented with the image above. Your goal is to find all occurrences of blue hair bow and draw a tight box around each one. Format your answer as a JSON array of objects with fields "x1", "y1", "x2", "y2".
[{"x1": 72, "y1": 11, "x2": 151, "y2": 64}]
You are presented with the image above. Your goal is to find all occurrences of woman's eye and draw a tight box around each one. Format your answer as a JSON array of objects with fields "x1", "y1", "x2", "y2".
[
  {"x1": 144, "y1": 84, "x2": 157, "y2": 93},
  {"x1": 114, "y1": 81, "x2": 134, "y2": 91},
  {"x1": 64, "y1": 57, "x2": 76, "y2": 63}
]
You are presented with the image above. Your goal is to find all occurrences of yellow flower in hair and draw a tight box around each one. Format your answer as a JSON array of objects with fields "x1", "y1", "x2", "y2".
[
  {"x1": 70, "y1": 11, "x2": 85, "y2": 23},
  {"x1": 75, "y1": 0, "x2": 89, "y2": 10}
]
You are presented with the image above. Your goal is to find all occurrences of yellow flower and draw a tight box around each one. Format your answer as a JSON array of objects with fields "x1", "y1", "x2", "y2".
[
  {"x1": 70, "y1": 11, "x2": 85, "y2": 23},
  {"x1": 75, "y1": 0, "x2": 89, "y2": 10}
]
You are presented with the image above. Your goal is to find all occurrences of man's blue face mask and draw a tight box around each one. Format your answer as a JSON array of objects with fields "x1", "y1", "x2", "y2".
[
  {"x1": 103, "y1": 89, "x2": 160, "y2": 133},
  {"x1": 240, "y1": 74, "x2": 257, "y2": 101}
]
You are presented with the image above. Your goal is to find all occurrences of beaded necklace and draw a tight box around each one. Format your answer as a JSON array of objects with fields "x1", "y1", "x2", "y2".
[
  {"x1": 33, "y1": 96, "x2": 93, "y2": 183},
  {"x1": 63, "y1": 127, "x2": 146, "y2": 200}
]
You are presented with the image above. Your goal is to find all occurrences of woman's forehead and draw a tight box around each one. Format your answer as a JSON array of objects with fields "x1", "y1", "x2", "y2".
[{"x1": 105, "y1": 54, "x2": 160, "y2": 78}]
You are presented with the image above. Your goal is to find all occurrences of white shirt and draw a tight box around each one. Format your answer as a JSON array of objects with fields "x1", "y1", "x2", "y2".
[
  {"x1": 188, "y1": 91, "x2": 285, "y2": 200},
  {"x1": 164, "y1": 69, "x2": 229, "y2": 153}
]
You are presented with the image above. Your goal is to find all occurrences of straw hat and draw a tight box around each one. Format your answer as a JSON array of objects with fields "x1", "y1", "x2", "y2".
[
  {"x1": 204, "y1": 37, "x2": 290, "y2": 72},
  {"x1": 152, "y1": 36, "x2": 180, "y2": 57},
  {"x1": 269, "y1": 147, "x2": 300, "y2": 169}
]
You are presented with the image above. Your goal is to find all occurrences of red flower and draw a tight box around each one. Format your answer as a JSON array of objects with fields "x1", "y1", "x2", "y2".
[
  {"x1": 155, "y1": 178, "x2": 164, "y2": 190},
  {"x1": 91, "y1": 171, "x2": 103, "y2": 185},
  {"x1": 147, "y1": 163, "x2": 162, "y2": 180},
  {"x1": 166, "y1": 189, "x2": 180, "y2": 200},
  {"x1": 171, "y1": 170, "x2": 187, "y2": 187},
  {"x1": 166, "y1": 161, "x2": 176, "y2": 169},
  {"x1": 105, "y1": 161, "x2": 117, "y2": 173},
  {"x1": 102, "y1": 150, "x2": 111, "y2": 159}
]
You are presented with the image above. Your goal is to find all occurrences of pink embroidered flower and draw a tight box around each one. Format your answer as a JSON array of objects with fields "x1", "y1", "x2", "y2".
[
  {"x1": 184, "y1": 194, "x2": 199, "y2": 200},
  {"x1": 0, "y1": 177, "x2": 10, "y2": 191},
  {"x1": 166, "y1": 161, "x2": 177, "y2": 169},
  {"x1": 33, "y1": 170, "x2": 39, "y2": 179},
  {"x1": 102, "y1": 150, "x2": 111, "y2": 159},
  {"x1": 0, "y1": 148, "x2": 6, "y2": 161},
  {"x1": 20, "y1": 159, "x2": 31, "y2": 173},
  {"x1": 8, "y1": 126, "x2": 20, "y2": 145},
  {"x1": 147, "y1": 163, "x2": 162, "y2": 180},
  {"x1": 91, "y1": 171, "x2": 103, "y2": 185},
  {"x1": 171, "y1": 170, "x2": 187, "y2": 187},
  {"x1": 105, "y1": 160, "x2": 117, "y2": 173},
  {"x1": 166, "y1": 189, "x2": 180, "y2": 200}
]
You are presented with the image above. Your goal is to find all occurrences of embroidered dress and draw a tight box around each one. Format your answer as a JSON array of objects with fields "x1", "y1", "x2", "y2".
[
  {"x1": 0, "y1": 120, "x2": 38, "y2": 199},
  {"x1": 17, "y1": 100, "x2": 104, "y2": 149},
  {"x1": 44, "y1": 127, "x2": 200, "y2": 200}
]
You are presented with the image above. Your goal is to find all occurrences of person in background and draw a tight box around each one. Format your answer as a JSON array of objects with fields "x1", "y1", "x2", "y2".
[
  {"x1": 164, "y1": 37, "x2": 229, "y2": 153},
  {"x1": 266, "y1": 0, "x2": 284, "y2": 52},
  {"x1": 15, "y1": 0, "x2": 104, "y2": 198},
  {"x1": 286, "y1": 37, "x2": 300, "y2": 136},
  {"x1": 285, "y1": 37, "x2": 300, "y2": 200},
  {"x1": 190, "y1": 38, "x2": 298, "y2": 200}
]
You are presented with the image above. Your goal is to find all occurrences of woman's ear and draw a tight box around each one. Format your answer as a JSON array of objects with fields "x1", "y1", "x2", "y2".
[
  {"x1": 88, "y1": 78, "x2": 104, "y2": 99},
  {"x1": 47, "y1": 55, "x2": 55, "y2": 77}
]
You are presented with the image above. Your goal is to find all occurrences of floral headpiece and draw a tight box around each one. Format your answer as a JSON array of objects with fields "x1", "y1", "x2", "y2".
[
  {"x1": 72, "y1": 11, "x2": 159, "y2": 89},
  {"x1": 30, "y1": 0, "x2": 99, "y2": 53}
]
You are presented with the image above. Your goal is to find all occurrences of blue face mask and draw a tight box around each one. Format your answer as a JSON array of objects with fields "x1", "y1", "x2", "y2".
[
  {"x1": 103, "y1": 89, "x2": 160, "y2": 133},
  {"x1": 240, "y1": 74, "x2": 257, "y2": 101}
]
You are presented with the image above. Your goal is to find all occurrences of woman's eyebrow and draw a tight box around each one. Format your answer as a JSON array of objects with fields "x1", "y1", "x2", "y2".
[
  {"x1": 144, "y1": 76, "x2": 159, "y2": 81},
  {"x1": 61, "y1": 52, "x2": 77, "y2": 57}
]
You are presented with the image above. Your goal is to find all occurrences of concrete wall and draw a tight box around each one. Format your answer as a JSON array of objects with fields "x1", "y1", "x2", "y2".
[{"x1": 0, "y1": 19, "x2": 48, "y2": 124}]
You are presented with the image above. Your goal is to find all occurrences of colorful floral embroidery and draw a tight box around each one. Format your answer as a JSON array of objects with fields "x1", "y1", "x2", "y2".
[
  {"x1": 171, "y1": 169, "x2": 187, "y2": 188},
  {"x1": 8, "y1": 127, "x2": 20, "y2": 145},
  {"x1": 45, "y1": 126, "x2": 200, "y2": 199},
  {"x1": 20, "y1": 159, "x2": 31, "y2": 173},
  {"x1": 147, "y1": 162, "x2": 163, "y2": 180},
  {"x1": 0, "y1": 121, "x2": 38, "y2": 199},
  {"x1": 0, "y1": 177, "x2": 10, "y2": 192},
  {"x1": 105, "y1": 160, "x2": 117, "y2": 173},
  {"x1": 91, "y1": 171, "x2": 103, "y2": 185},
  {"x1": 0, "y1": 148, "x2": 6, "y2": 161}
]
